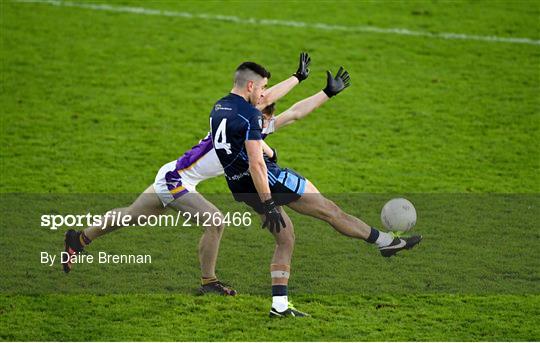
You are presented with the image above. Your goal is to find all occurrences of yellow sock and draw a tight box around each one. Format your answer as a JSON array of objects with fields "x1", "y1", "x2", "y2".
[
  {"x1": 201, "y1": 276, "x2": 218, "y2": 285},
  {"x1": 79, "y1": 232, "x2": 91, "y2": 247}
]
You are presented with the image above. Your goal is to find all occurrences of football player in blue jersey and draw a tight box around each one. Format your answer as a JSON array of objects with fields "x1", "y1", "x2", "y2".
[{"x1": 210, "y1": 62, "x2": 422, "y2": 317}]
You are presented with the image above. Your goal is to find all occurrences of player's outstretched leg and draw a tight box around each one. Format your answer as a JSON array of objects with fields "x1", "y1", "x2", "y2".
[
  {"x1": 62, "y1": 185, "x2": 164, "y2": 272},
  {"x1": 168, "y1": 193, "x2": 236, "y2": 296},
  {"x1": 62, "y1": 185, "x2": 166, "y2": 273},
  {"x1": 264, "y1": 209, "x2": 308, "y2": 318},
  {"x1": 287, "y1": 181, "x2": 422, "y2": 257}
]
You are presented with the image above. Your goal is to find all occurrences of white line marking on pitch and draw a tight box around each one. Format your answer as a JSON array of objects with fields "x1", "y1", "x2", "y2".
[{"x1": 14, "y1": 0, "x2": 540, "y2": 46}]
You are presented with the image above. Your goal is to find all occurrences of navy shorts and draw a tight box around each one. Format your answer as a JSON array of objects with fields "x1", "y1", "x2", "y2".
[{"x1": 227, "y1": 167, "x2": 307, "y2": 214}]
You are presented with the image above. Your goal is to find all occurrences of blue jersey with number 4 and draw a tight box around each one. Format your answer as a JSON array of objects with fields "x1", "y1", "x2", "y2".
[{"x1": 209, "y1": 93, "x2": 263, "y2": 179}]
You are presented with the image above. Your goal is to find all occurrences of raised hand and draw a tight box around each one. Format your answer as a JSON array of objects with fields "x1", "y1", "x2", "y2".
[
  {"x1": 293, "y1": 52, "x2": 311, "y2": 82},
  {"x1": 322, "y1": 66, "x2": 351, "y2": 97}
]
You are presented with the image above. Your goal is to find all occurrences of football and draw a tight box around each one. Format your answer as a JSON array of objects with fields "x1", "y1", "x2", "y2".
[{"x1": 381, "y1": 198, "x2": 417, "y2": 232}]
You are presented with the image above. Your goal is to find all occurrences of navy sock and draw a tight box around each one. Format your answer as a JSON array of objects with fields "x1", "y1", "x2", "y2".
[
  {"x1": 272, "y1": 285, "x2": 288, "y2": 296},
  {"x1": 366, "y1": 227, "x2": 380, "y2": 243}
]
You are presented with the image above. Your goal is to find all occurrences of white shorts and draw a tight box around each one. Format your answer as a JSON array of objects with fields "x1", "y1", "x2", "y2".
[
  {"x1": 153, "y1": 147, "x2": 224, "y2": 207},
  {"x1": 153, "y1": 160, "x2": 197, "y2": 207}
]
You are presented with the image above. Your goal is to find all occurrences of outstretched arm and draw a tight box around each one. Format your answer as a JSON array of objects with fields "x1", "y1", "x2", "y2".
[
  {"x1": 257, "y1": 52, "x2": 311, "y2": 110},
  {"x1": 274, "y1": 67, "x2": 351, "y2": 130},
  {"x1": 274, "y1": 91, "x2": 329, "y2": 129},
  {"x1": 258, "y1": 76, "x2": 299, "y2": 110}
]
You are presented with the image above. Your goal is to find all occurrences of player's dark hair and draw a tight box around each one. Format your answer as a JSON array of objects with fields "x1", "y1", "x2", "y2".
[
  {"x1": 234, "y1": 62, "x2": 271, "y2": 87},
  {"x1": 261, "y1": 103, "x2": 276, "y2": 116},
  {"x1": 236, "y1": 62, "x2": 271, "y2": 79}
]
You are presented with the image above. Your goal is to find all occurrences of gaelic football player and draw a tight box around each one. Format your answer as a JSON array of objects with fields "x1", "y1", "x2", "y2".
[{"x1": 210, "y1": 62, "x2": 422, "y2": 317}]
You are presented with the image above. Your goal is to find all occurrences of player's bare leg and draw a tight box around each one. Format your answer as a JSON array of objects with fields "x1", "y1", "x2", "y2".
[
  {"x1": 286, "y1": 182, "x2": 371, "y2": 239},
  {"x1": 62, "y1": 185, "x2": 167, "y2": 273},
  {"x1": 167, "y1": 194, "x2": 222, "y2": 281},
  {"x1": 167, "y1": 193, "x2": 235, "y2": 295},
  {"x1": 264, "y1": 208, "x2": 295, "y2": 266},
  {"x1": 261, "y1": 208, "x2": 308, "y2": 317},
  {"x1": 83, "y1": 185, "x2": 165, "y2": 240},
  {"x1": 63, "y1": 187, "x2": 234, "y2": 293},
  {"x1": 287, "y1": 181, "x2": 422, "y2": 257}
]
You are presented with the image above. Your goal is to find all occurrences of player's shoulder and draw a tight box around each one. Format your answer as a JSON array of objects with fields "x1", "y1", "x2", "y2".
[
  {"x1": 233, "y1": 100, "x2": 259, "y2": 120},
  {"x1": 245, "y1": 104, "x2": 262, "y2": 119},
  {"x1": 213, "y1": 93, "x2": 260, "y2": 121},
  {"x1": 213, "y1": 94, "x2": 235, "y2": 110}
]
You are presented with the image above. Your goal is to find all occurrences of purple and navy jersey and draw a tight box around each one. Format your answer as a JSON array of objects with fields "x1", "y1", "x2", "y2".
[{"x1": 210, "y1": 93, "x2": 263, "y2": 179}]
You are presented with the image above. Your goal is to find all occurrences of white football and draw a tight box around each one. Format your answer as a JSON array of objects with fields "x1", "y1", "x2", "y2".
[{"x1": 381, "y1": 198, "x2": 417, "y2": 232}]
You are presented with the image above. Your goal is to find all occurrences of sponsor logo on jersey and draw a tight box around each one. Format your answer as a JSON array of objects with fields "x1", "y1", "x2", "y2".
[
  {"x1": 227, "y1": 170, "x2": 251, "y2": 181},
  {"x1": 215, "y1": 104, "x2": 232, "y2": 111}
]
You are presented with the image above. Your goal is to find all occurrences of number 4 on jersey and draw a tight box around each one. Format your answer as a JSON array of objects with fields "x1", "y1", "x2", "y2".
[{"x1": 211, "y1": 118, "x2": 232, "y2": 154}]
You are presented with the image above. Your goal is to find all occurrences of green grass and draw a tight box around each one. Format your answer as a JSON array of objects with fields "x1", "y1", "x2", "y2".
[
  {"x1": 1, "y1": 0, "x2": 539, "y2": 341},
  {"x1": 2, "y1": 194, "x2": 539, "y2": 295},
  {"x1": 2, "y1": 294, "x2": 539, "y2": 341},
  {"x1": 2, "y1": 0, "x2": 539, "y2": 194}
]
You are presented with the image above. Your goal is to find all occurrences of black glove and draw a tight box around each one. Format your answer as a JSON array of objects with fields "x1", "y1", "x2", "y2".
[
  {"x1": 322, "y1": 66, "x2": 351, "y2": 98},
  {"x1": 293, "y1": 52, "x2": 311, "y2": 82},
  {"x1": 262, "y1": 199, "x2": 286, "y2": 233}
]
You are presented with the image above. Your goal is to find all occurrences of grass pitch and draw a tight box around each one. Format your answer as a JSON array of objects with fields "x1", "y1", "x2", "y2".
[{"x1": 1, "y1": 0, "x2": 539, "y2": 341}]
